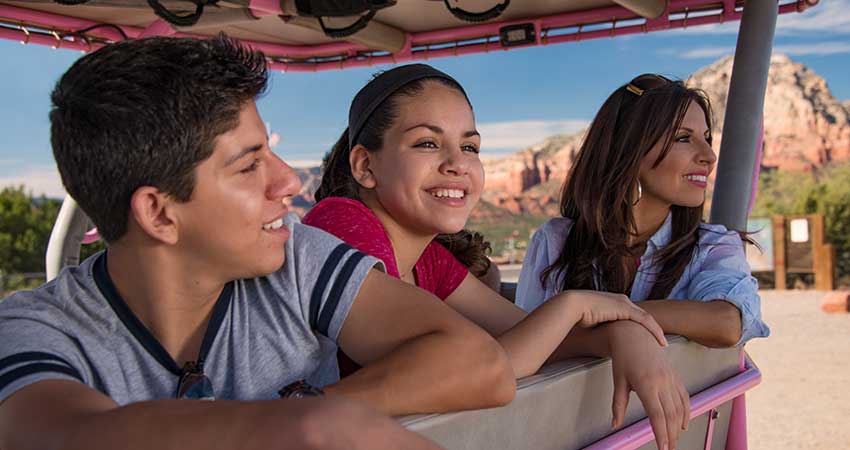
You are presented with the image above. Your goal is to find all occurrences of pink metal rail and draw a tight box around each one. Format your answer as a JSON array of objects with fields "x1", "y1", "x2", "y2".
[
  {"x1": 583, "y1": 354, "x2": 760, "y2": 450},
  {"x1": 0, "y1": 0, "x2": 818, "y2": 72}
]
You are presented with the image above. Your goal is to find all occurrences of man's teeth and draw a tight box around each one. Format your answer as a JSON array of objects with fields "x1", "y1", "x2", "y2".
[
  {"x1": 263, "y1": 217, "x2": 284, "y2": 231},
  {"x1": 685, "y1": 174, "x2": 707, "y2": 183},
  {"x1": 430, "y1": 189, "x2": 465, "y2": 199}
]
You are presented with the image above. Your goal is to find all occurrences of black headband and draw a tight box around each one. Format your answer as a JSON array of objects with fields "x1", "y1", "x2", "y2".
[{"x1": 348, "y1": 63, "x2": 468, "y2": 150}]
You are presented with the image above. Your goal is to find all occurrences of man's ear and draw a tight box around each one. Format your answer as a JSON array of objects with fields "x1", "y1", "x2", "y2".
[
  {"x1": 349, "y1": 144, "x2": 377, "y2": 189},
  {"x1": 129, "y1": 187, "x2": 179, "y2": 245}
]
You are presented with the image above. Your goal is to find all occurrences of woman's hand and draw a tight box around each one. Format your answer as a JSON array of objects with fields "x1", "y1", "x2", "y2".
[
  {"x1": 607, "y1": 321, "x2": 690, "y2": 450},
  {"x1": 564, "y1": 290, "x2": 667, "y2": 347}
]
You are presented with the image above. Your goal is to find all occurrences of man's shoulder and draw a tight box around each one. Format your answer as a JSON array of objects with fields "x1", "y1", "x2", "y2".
[{"x1": 0, "y1": 257, "x2": 101, "y2": 323}]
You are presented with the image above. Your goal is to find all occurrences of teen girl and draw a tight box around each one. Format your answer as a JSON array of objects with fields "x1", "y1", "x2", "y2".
[{"x1": 304, "y1": 64, "x2": 689, "y2": 450}]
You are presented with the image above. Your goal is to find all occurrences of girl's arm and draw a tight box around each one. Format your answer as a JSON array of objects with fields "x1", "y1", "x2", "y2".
[
  {"x1": 641, "y1": 230, "x2": 770, "y2": 348},
  {"x1": 445, "y1": 274, "x2": 665, "y2": 379},
  {"x1": 636, "y1": 299, "x2": 742, "y2": 348}
]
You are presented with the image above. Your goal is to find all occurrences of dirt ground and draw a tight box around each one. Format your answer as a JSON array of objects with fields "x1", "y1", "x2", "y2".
[{"x1": 745, "y1": 290, "x2": 850, "y2": 450}]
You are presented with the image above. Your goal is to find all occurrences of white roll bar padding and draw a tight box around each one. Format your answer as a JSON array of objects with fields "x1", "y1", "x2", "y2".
[
  {"x1": 45, "y1": 194, "x2": 92, "y2": 281},
  {"x1": 401, "y1": 336, "x2": 740, "y2": 450}
]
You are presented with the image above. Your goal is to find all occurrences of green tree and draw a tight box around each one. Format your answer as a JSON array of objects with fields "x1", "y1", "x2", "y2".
[
  {"x1": 1, "y1": 186, "x2": 105, "y2": 294},
  {"x1": 0, "y1": 186, "x2": 61, "y2": 275},
  {"x1": 752, "y1": 163, "x2": 850, "y2": 285}
]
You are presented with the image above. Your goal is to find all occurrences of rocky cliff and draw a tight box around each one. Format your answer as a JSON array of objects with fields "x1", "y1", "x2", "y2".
[
  {"x1": 474, "y1": 54, "x2": 850, "y2": 219},
  {"x1": 691, "y1": 54, "x2": 850, "y2": 170}
]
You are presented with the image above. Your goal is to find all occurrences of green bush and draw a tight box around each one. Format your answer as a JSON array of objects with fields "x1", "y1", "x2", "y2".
[
  {"x1": 1, "y1": 186, "x2": 105, "y2": 295},
  {"x1": 752, "y1": 163, "x2": 850, "y2": 286}
]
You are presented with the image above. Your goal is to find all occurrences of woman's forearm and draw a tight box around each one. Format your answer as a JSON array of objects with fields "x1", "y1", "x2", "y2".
[{"x1": 638, "y1": 299, "x2": 742, "y2": 347}]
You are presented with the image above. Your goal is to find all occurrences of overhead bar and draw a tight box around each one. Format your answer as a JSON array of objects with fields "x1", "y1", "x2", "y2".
[
  {"x1": 710, "y1": 0, "x2": 778, "y2": 231},
  {"x1": 0, "y1": 1, "x2": 814, "y2": 72}
]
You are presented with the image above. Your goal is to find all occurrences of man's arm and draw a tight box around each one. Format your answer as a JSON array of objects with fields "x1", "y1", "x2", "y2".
[
  {"x1": 0, "y1": 380, "x2": 442, "y2": 450},
  {"x1": 328, "y1": 270, "x2": 515, "y2": 416}
]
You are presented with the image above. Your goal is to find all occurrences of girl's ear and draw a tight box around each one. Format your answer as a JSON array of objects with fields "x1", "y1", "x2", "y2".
[{"x1": 349, "y1": 144, "x2": 377, "y2": 189}]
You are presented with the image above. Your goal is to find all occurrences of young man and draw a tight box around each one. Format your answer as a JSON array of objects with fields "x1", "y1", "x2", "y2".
[{"x1": 0, "y1": 35, "x2": 514, "y2": 450}]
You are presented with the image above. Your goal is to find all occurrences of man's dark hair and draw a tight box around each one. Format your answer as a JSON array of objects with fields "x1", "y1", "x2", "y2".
[{"x1": 50, "y1": 34, "x2": 268, "y2": 242}]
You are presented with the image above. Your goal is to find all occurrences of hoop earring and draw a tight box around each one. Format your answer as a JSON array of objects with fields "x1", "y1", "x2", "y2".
[{"x1": 633, "y1": 180, "x2": 642, "y2": 205}]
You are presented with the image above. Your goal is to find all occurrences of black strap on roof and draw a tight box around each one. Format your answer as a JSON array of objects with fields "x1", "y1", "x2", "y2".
[
  {"x1": 147, "y1": 0, "x2": 219, "y2": 28},
  {"x1": 443, "y1": 0, "x2": 510, "y2": 23}
]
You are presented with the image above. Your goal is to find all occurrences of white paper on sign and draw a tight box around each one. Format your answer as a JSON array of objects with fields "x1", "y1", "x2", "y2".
[{"x1": 790, "y1": 218, "x2": 809, "y2": 243}]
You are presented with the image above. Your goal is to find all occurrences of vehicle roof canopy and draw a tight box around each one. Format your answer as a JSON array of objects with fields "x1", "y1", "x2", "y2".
[{"x1": 0, "y1": 0, "x2": 816, "y2": 72}]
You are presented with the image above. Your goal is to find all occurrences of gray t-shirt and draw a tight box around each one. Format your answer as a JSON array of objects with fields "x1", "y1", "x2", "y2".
[{"x1": 0, "y1": 223, "x2": 382, "y2": 405}]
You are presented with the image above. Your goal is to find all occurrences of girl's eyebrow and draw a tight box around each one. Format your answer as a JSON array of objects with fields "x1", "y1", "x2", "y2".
[
  {"x1": 404, "y1": 123, "x2": 443, "y2": 133},
  {"x1": 403, "y1": 123, "x2": 480, "y2": 137}
]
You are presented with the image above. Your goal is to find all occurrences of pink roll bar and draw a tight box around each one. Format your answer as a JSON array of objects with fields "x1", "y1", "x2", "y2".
[
  {"x1": 0, "y1": 1, "x2": 814, "y2": 72},
  {"x1": 583, "y1": 354, "x2": 761, "y2": 450}
]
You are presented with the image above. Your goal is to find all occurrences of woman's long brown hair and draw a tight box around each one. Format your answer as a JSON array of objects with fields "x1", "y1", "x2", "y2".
[{"x1": 541, "y1": 75, "x2": 714, "y2": 299}]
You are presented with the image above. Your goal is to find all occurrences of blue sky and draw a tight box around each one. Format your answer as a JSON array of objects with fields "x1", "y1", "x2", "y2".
[{"x1": 1, "y1": 1, "x2": 848, "y2": 197}]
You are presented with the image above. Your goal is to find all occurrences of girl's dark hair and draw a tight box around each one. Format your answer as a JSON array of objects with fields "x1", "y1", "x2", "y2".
[
  {"x1": 541, "y1": 74, "x2": 714, "y2": 299},
  {"x1": 434, "y1": 230, "x2": 492, "y2": 277},
  {"x1": 316, "y1": 75, "x2": 492, "y2": 273}
]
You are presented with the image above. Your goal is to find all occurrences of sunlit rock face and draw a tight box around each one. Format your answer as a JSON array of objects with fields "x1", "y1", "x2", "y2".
[
  {"x1": 692, "y1": 54, "x2": 850, "y2": 171},
  {"x1": 470, "y1": 54, "x2": 850, "y2": 219}
]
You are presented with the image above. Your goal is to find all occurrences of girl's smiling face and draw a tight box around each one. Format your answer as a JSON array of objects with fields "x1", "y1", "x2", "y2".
[
  {"x1": 353, "y1": 81, "x2": 484, "y2": 237},
  {"x1": 639, "y1": 100, "x2": 717, "y2": 209}
]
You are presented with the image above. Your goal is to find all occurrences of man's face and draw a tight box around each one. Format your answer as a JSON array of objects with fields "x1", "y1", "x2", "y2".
[{"x1": 172, "y1": 100, "x2": 301, "y2": 280}]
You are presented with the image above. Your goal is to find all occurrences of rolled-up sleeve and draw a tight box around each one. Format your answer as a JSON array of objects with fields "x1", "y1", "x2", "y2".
[
  {"x1": 516, "y1": 230, "x2": 550, "y2": 312},
  {"x1": 687, "y1": 232, "x2": 771, "y2": 346}
]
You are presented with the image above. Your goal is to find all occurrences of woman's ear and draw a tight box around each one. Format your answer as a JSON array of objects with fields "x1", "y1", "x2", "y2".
[
  {"x1": 129, "y1": 186, "x2": 179, "y2": 245},
  {"x1": 349, "y1": 144, "x2": 377, "y2": 189}
]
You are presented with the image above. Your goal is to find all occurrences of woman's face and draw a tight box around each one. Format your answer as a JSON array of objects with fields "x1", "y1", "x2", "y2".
[
  {"x1": 362, "y1": 81, "x2": 484, "y2": 236},
  {"x1": 639, "y1": 100, "x2": 717, "y2": 209}
]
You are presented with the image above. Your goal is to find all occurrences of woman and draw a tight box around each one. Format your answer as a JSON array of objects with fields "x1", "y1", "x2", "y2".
[
  {"x1": 516, "y1": 74, "x2": 770, "y2": 349},
  {"x1": 305, "y1": 64, "x2": 689, "y2": 450}
]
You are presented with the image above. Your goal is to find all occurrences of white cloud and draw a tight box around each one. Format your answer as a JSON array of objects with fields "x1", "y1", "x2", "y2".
[
  {"x1": 775, "y1": 41, "x2": 850, "y2": 56},
  {"x1": 287, "y1": 159, "x2": 324, "y2": 168},
  {"x1": 666, "y1": 0, "x2": 850, "y2": 35},
  {"x1": 680, "y1": 46, "x2": 736, "y2": 59},
  {"x1": 774, "y1": 0, "x2": 850, "y2": 35},
  {"x1": 478, "y1": 119, "x2": 589, "y2": 152},
  {"x1": 676, "y1": 40, "x2": 850, "y2": 59},
  {"x1": 0, "y1": 165, "x2": 65, "y2": 198}
]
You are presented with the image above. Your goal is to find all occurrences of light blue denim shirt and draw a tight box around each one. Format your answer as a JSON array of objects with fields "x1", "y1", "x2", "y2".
[{"x1": 516, "y1": 214, "x2": 770, "y2": 346}]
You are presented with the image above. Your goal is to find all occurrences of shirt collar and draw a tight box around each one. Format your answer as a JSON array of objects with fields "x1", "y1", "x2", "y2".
[{"x1": 647, "y1": 212, "x2": 674, "y2": 250}]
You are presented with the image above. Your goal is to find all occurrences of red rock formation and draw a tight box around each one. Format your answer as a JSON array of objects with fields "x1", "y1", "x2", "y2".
[{"x1": 691, "y1": 54, "x2": 850, "y2": 171}]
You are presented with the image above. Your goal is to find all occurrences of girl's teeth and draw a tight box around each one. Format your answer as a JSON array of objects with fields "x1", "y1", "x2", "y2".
[
  {"x1": 263, "y1": 218, "x2": 284, "y2": 230},
  {"x1": 431, "y1": 189, "x2": 464, "y2": 199},
  {"x1": 686, "y1": 175, "x2": 707, "y2": 182}
]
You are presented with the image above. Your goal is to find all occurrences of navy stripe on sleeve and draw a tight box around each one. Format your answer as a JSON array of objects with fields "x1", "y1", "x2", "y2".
[
  {"x1": 310, "y1": 243, "x2": 352, "y2": 329},
  {"x1": 317, "y1": 251, "x2": 368, "y2": 337},
  {"x1": 0, "y1": 352, "x2": 74, "y2": 374},
  {"x1": 0, "y1": 363, "x2": 83, "y2": 392}
]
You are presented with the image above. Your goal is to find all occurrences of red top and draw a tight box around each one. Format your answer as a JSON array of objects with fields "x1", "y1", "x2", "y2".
[{"x1": 302, "y1": 197, "x2": 468, "y2": 300}]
